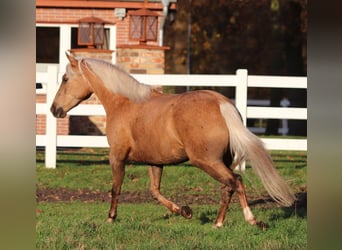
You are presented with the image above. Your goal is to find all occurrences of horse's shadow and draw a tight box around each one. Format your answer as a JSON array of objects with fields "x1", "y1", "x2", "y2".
[
  {"x1": 161, "y1": 191, "x2": 307, "y2": 226},
  {"x1": 199, "y1": 210, "x2": 217, "y2": 225},
  {"x1": 249, "y1": 191, "x2": 307, "y2": 219},
  {"x1": 279, "y1": 191, "x2": 307, "y2": 219}
]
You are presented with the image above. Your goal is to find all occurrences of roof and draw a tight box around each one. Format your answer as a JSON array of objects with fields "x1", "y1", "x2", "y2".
[{"x1": 36, "y1": 0, "x2": 177, "y2": 10}]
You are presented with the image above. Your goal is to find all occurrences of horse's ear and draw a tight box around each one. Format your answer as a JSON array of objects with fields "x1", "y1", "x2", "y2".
[
  {"x1": 65, "y1": 52, "x2": 78, "y2": 68},
  {"x1": 80, "y1": 59, "x2": 93, "y2": 77}
]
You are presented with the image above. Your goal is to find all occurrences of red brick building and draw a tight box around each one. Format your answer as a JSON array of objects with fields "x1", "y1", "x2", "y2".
[{"x1": 36, "y1": 0, "x2": 176, "y2": 136}]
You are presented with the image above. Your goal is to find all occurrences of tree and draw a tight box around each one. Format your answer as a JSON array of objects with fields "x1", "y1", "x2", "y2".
[{"x1": 164, "y1": 0, "x2": 307, "y2": 135}]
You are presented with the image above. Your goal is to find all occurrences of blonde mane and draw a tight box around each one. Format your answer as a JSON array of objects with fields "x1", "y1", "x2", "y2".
[{"x1": 81, "y1": 58, "x2": 153, "y2": 102}]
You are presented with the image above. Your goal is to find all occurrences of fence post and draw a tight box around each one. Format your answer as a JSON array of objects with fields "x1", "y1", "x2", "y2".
[
  {"x1": 45, "y1": 65, "x2": 58, "y2": 168},
  {"x1": 280, "y1": 97, "x2": 290, "y2": 135},
  {"x1": 235, "y1": 69, "x2": 248, "y2": 125},
  {"x1": 235, "y1": 69, "x2": 248, "y2": 171}
]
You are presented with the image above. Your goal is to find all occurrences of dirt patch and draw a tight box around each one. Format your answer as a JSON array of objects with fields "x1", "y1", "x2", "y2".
[
  {"x1": 36, "y1": 187, "x2": 151, "y2": 203},
  {"x1": 36, "y1": 187, "x2": 219, "y2": 205},
  {"x1": 36, "y1": 186, "x2": 306, "y2": 211}
]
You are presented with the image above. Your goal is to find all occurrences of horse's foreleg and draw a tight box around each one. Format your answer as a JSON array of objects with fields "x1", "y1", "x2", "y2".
[
  {"x1": 148, "y1": 166, "x2": 192, "y2": 219},
  {"x1": 106, "y1": 156, "x2": 125, "y2": 223}
]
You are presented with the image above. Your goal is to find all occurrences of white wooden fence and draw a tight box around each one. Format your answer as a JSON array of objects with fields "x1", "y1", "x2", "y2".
[{"x1": 36, "y1": 65, "x2": 307, "y2": 168}]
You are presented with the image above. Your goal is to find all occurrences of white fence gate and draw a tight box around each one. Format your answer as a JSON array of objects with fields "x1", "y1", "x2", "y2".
[{"x1": 36, "y1": 65, "x2": 307, "y2": 168}]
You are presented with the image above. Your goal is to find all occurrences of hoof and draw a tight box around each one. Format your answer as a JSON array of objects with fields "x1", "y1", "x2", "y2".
[
  {"x1": 180, "y1": 205, "x2": 192, "y2": 219},
  {"x1": 256, "y1": 221, "x2": 267, "y2": 231},
  {"x1": 212, "y1": 222, "x2": 224, "y2": 229},
  {"x1": 105, "y1": 217, "x2": 114, "y2": 224}
]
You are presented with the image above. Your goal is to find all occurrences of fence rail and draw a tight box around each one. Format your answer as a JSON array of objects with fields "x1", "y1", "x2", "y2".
[{"x1": 36, "y1": 65, "x2": 307, "y2": 168}]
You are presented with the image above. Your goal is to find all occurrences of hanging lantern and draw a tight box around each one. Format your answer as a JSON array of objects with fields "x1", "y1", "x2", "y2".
[
  {"x1": 78, "y1": 16, "x2": 105, "y2": 48},
  {"x1": 129, "y1": 8, "x2": 159, "y2": 44}
]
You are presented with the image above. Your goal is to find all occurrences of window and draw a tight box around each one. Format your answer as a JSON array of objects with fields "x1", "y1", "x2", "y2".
[{"x1": 36, "y1": 27, "x2": 60, "y2": 63}]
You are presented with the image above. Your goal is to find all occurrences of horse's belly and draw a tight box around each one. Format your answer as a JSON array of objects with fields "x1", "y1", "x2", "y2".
[{"x1": 128, "y1": 140, "x2": 187, "y2": 165}]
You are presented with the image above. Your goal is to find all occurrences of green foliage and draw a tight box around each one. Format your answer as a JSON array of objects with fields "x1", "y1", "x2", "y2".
[{"x1": 165, "y1": 0, "x2": 307, "y2": 76}]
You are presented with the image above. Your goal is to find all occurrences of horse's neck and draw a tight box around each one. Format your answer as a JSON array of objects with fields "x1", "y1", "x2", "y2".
[
  {"x1": 83, "y1": 69, "x2": 121, "y2": 111},
  {"x1": 92, "y1": 84, "x2": 132, "y2": 114},
  {"x1": 83, "y1": 62, "x2": 155, "y2": 110}
]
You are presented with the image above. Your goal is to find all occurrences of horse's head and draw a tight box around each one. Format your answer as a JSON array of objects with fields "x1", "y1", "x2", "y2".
[{"x1": 50, "y1": 53, "x2": 93, "y2": 118}]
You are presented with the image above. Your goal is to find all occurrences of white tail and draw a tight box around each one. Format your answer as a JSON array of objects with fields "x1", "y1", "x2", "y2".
[{"x1": 220, "y1": 102, "x2": 296, "y2": 207}]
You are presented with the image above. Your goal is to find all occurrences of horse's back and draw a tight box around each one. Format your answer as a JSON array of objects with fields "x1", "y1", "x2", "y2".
[{"x1": 143, "y1": 90, "x2": 230, "y2": 139}]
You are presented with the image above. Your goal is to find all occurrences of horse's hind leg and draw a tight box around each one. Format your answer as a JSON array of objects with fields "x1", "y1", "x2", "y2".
[
  {"x1": 216, "y1": 171, "x2": 266, "y2": 229},
  {"x1": 191, "y1": 159, "x2": 263, "y2": 228},
  {"x1": 214, "y1": 183, "x2": 234, "y2": 228},
  {"x1": 148, "y1": 166, "x2": 192, "y2": 219},
  {"x1": 234, "y1": 174, "x2": 266, "y2": 229}
]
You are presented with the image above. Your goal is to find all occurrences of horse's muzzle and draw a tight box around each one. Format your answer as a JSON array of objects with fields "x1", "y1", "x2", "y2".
[{"x1": 50, "y1": 104, "x2": 66, "y2": 118}]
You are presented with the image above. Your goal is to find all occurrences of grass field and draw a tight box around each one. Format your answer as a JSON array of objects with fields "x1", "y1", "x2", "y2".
[{"x1": 36, "y1": 148, "x2": 307, "y2": 249}]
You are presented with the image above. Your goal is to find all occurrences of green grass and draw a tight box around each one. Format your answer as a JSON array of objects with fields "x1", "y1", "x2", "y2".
[
  {"x1": 36, "y1": 148, "x2": 306, "y2": 194},
  {"x1": 36, "y1": 202, "x2": 306, "y2": 249},
  {"x1": 36, "y1": 148, "x2": 307, "y2": 249}
]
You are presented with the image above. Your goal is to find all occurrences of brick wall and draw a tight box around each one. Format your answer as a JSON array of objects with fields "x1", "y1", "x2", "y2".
[
  {"x1": 116, "y1": 46, "x2": 167, "y2": 74},
  {"x1": 36, "y1": 8, "x2": 117, "y2": 24},
  {"x1": 70, "y1": 49, "x2": 114, "y2": 62},
  {"x1": 36, "y1": 7, "x2": 163, "y2": 47}
]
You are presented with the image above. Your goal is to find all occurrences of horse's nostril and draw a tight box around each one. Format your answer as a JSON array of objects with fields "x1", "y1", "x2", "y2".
[
  {"x1": 50, "y1": 104, "x2": 56, "y2": 115},
  {"x1": 50, "y1": 104, "x2": 66, "y2": 118},
  {"x1": 56, "y1": 107, "x2": 66, "y2": 118}
]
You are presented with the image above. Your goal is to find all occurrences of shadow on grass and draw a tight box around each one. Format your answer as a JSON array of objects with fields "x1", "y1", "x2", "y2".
[
  {"x1": 37, "y1": 158, "x2": 110, "y2": 166},
  {"x1": 196, "y1": 191, "x2": 307, "y2": 227},
  {"x1": 36, "y1": 147, "x2": 110, "y2": 166},
  {"x1": 199, "y1": 210, "x2": 217, "y2": 225},
  {"x1": 281, "y1": 191, "x2": 307, "y2": 219},
  {"x1": 249, "y1": 191, "x2": 307, "y2": 220}
]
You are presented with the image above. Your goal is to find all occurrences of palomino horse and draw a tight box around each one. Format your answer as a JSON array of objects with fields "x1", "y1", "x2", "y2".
[{"x1": 51, "y1": 53, "x2": 295, "y2": 228}]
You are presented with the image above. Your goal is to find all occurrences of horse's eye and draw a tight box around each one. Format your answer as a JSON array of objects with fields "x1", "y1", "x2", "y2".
[{"x1": 62, "y1": 74, "x2": 68, "y2": 83}]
